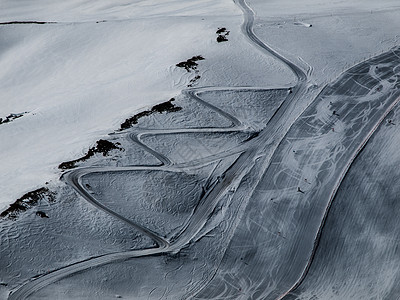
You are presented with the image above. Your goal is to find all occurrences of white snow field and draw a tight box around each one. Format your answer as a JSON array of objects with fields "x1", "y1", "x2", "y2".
[
  {"x1": 2, "y1": 0, "x2": 400, "y2": 300},
  {"x1": 249, "y1": 0, "x2": 400, "y2": 85},
  {"x1": 0, "y1": 0, "x2": 295, "y2": 210}
]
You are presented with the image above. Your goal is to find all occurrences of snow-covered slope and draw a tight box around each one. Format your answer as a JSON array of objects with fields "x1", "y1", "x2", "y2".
[
  {"x1": 0, "y1": 0, "x2": 295, "y2": 210},
  {"x1": 0, "y1": 0, "x2": 239, "y2": 22},
  {"x1": 249, "y1": 0, "x2": 400, "y2": 85}
]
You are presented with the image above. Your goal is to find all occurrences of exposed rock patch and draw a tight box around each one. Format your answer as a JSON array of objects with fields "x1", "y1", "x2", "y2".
[
  {"x1": 0, "y1": 21, "x2": 56, "y2": 25},
  {"x1": 119, "y1": 98, "x2": 182, "y2": 130},
  {"x1": 0, "y1": 112, "x2": 27, "y2": 125},
  {"x1": 216, "y1": 27, "x2": 230, "y2": 42},
  {"x1": 0, "y1": 188, "x2": 56, "y2": 220},
  {"x1": 59, "y1": 140, "x2": 123, "y2": 170},
  {"x1": 176, "y1": 55, "x2": 205, "y2": 72}
]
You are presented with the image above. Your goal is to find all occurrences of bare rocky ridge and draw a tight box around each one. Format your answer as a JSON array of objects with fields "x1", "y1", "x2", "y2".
[
  {"x1": 58, "y1": 140, "x2": 123, "y2": 170},
  {"x1": 119, "y1": 98, "x2": 182, "y2": 130},
  {"x1": 0, "y1": 113, "x2": 27, "y2": 125},
  {"x1": 0, "y1": 188, "x2": 56, "y2": 220}
]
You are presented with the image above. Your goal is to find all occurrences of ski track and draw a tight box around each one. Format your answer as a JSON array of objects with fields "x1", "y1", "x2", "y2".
[{"x1": 8, "y1": 0, "x2": 400, "y2": 299}]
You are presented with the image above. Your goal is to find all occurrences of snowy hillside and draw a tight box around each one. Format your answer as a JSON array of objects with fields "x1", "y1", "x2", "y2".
[
  {"x1": 2, "y1": 0, "x2": 400, "y2": 299},
  {"x1": 0, "y1": 0, "x2": 294, "y2": 210}
]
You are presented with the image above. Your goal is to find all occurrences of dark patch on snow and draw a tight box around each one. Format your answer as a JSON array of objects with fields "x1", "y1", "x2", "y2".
[
  {"x1": 0, "y1": 112, "x2": 27, "y2": 125},
  {"x1": 216, "y1": 27, "x2": 227, "y2": 34},
  {"x1": 188, "y1": 75, "x2": 201, "y2": 87},
  {"x1": 176, "y1": 56, "x2": 205, "y2": 87},
  {"x1": 59, "y1": 140, "x2": 123, "y2": 170},
  {"x1": 242, "y1": 131, "x2": 260, "y2": 143},
  {"x1": 0, "y1": 21, "x2": 56, "y2": 25},
  {"x1": 0, "y1": 188, "x2": 56, "y2": 220},
  {"x1": 217, "y1": 35, "x2": 229, "y2": 43},
  {"x1": 176, "y1": 55, "x2": 205, "y2": 72},
  {"x1": 35, "y1": 211, "x2": 49, "y2": 218},
  {"x1": 119, "y1": 98, "x2": 182, "y2": 131},
  {"x1": 216, "y1": 27, "x2": 230, "y2": 43},
  {"x1": 152, "y1": 99, "x2": 181, "y2": 113}
]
